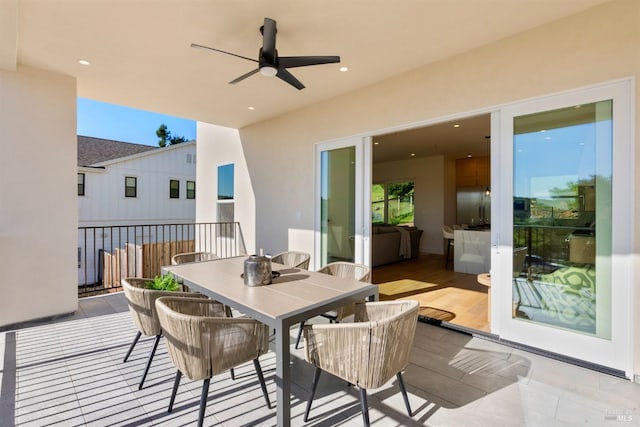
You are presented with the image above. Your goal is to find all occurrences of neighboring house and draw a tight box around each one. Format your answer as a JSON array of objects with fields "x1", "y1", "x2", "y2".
[
  {"x1": 76, "y1": 136, "x2": 197, "y2": 285},
  {"x1": 77, "y1": 136, "x2": 197, "y2": 227}
]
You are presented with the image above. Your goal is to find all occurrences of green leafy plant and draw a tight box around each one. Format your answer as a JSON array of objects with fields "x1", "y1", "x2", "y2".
[{"x1": 146, "y1": 274, "x2": 182, "y2": 291}]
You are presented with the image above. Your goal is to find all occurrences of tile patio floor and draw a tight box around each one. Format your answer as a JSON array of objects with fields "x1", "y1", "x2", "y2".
[{"x1": 1, "y1": 292, "x2": 639, "y2": 426}]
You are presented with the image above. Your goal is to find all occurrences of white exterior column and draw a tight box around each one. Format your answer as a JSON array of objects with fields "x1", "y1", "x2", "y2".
[{"x1": 0, "y1": 65, "x2": 78, "y2": 326}]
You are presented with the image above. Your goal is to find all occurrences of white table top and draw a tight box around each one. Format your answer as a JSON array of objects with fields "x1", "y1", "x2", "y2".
[{"x1": 163, "y1": 255, "x2": 378, "y2": 326}]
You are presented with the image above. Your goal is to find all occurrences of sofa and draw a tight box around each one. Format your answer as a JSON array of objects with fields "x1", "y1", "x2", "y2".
[{"x1": 371, "y1": 225, "x2": 423, "y2": 267}]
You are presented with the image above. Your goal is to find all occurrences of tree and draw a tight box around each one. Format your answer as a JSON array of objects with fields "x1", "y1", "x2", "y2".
[
  {"x1": 156, "y1": 124, "x2": 170, "y2": 147},
  {"x1": 169, "y1": 135, "x2": 187, "y2": 145},
  {"x1": 156, "y1": 124, "x2": 188, "y2": 147}
]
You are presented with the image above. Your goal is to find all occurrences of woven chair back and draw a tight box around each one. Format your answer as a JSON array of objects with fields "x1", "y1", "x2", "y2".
[
  {"x1": 156, "y1": 296, "x2": 269, "y2": 381},
  {"x1": 305, "y1": 300, "x2": 419, "y2": 389},
  {"x1": 122, "y1": 278, "x2": 205, "y2": 337},
  {"x1": 317, "y1": 261, "x2": 370, "y2": 283},
  {"x1": 316, "y1": 261, "x2": 371, "y2": 321},
  {"x1": 171, "y1": 251, "x2": 219, "y2": 265},
  {"x1": 271, "y1": 251, "x2": 311, "y2": 269},
  {"x1": 513, "y1": 247, "x2": 528, "y2": 278}
]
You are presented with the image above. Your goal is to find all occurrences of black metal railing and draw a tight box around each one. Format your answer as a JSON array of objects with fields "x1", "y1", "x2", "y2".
[
  {"x1": 77, "y1": 222, "x2": 246, "y2": 297},
  {"x1": 514, "y1": 224, "x2": 595, "y2": 276}
]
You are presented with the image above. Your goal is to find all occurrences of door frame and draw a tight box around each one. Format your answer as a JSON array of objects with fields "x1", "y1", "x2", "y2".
[
  {"x1": 491, "y1": 78, "x2": 634, "y2": 377},
  {"x1": 314, "y1": 136, "x2": 371, "y2": 270}
]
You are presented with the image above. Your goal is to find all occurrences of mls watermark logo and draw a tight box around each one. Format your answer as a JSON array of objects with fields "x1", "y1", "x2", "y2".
[{"x1": 605, "y1": 410, "x2": 633, "y2": 422}]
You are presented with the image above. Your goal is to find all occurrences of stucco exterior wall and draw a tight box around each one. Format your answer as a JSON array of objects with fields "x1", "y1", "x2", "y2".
[
  {"x1": 206, "y1": 0, "x2": 639, "y2": 374},
  {"x1": 0, "y1": 65, "x2": 78, "y2": 326},
  {"x1": 196, "y1": 123, "x2": 256, "y2": 254}
]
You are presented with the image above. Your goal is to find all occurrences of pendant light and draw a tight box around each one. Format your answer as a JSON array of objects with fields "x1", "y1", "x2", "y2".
[{"x1": 484, "y1": 136, "x2": 491, "y2": 196}]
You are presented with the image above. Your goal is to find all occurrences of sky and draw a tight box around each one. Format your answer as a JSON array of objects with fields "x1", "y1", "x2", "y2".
[{"x1": 77, "y1": 97, "x2": 197, "y2": 146}]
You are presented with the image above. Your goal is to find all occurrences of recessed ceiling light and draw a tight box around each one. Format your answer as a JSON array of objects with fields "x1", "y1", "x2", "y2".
[
  {"x1": 374, "y1": 141, "x2": 379, "y2": 145},
  {"x1": 78, "y1": 59, "x2": 91, "y2": 66},
  {"x1": 339, "y1": 66, "x2": 348, "y2": 72},
  {"x1": 410, "y1": 153, "x2": 416, "y2": 157},
  {"x1": 247, "y1": 106, "x2": 255, "y2": 110},
  {"x1": 453, "y1": 124, "x2": 460, "y2": 128},
  {"x1": 467, "y1": 154, "x2": 472, "y2": 157}
]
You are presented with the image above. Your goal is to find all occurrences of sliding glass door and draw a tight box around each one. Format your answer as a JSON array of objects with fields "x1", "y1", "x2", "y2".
[
  {"x1": 315, "y1": 137, "x2": 371, "y2": 269},
  {"x1": 493, "y1": 80, "x2": 633, "y2": 376}
]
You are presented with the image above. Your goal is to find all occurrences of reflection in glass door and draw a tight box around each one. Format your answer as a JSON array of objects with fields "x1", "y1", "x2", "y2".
[
  {"x1": 512, "y1": 101, "x2": 611, "y2": 337},
  {"x1": 320, "y1": 146, "x2": 356, "y2": 265},
  {"x1": 495, "y1": 80, "x2": 632, "y2": 375}
]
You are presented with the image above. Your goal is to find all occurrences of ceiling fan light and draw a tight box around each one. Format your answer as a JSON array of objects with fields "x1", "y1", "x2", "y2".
[{"x1": 260, "y1": 66, "x2": 278, "y2": 77}]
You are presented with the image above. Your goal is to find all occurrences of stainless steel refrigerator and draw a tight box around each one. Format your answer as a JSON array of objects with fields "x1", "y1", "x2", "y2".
[{"x1": 457, "y1": 187, "x2": 491, "y2": 226}]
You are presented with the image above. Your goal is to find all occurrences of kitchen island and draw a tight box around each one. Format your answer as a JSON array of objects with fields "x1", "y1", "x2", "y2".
[{"x1": 454, "y1": 229, "x2": 491, "y2": 274}]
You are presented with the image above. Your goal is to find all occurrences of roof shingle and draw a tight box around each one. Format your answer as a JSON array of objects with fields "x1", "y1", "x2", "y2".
[{"x1": 78, "y1": 135, "x2": 157, "y2": 166}]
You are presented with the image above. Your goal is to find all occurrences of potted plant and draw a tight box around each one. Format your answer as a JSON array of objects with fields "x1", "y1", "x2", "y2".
[{"x1": 146, "y1": 273, "x2": 183, "y2": 292}]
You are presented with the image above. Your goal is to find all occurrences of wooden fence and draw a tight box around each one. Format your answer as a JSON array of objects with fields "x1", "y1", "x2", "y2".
[{"x1": 102, "y1": 240, "x2": 195, "y2": 287}]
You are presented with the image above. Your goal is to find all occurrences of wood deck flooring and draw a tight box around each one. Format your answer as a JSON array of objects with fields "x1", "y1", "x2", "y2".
[{"x1": 372, "y1": 253, "x2": 491, "y2": 332}]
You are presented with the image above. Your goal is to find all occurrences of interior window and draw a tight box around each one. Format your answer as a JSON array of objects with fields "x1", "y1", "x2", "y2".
[{"x1": 371, "y1": 181, "x2": 415, "y2": 225}]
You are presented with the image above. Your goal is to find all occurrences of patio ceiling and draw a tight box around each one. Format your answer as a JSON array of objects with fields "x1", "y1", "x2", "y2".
[{"x1": 6, "y1": 0, "x2": 608, "y2": 129}]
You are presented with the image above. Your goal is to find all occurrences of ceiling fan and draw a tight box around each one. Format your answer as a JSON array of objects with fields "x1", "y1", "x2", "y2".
[{"x1": 191, "y1": 17, "x2": 340, "y2": 90}]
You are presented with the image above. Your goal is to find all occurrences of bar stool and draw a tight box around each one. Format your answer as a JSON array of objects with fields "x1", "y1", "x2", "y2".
[{"x1": 442, "y1": 225, "x2": 455, "y2": 268}]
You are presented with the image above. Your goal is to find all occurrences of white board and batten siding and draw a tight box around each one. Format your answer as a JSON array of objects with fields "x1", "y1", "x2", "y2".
[{"x1": 78, "y1": 141, "x2": 197, "y2": 227}]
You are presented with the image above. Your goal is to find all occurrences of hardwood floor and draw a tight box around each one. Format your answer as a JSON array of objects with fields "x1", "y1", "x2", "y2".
[{"x1": 372, "y1": 253, "x2": 491, "y2": 332}]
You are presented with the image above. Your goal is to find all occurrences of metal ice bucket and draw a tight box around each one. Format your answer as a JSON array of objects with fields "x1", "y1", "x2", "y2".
[{"x1": 243, "y1": 254, "x2": 272, "y2": 286}]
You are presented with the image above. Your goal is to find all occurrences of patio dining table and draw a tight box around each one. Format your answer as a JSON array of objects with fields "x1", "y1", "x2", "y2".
[{"x1": 162, "y1": 256, "x2": 378, "y2": 426}]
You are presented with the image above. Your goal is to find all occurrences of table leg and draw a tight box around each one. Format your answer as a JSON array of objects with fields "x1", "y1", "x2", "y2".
[{"x1": 275, "y1": 320, "x2": 291, "y2": 426}]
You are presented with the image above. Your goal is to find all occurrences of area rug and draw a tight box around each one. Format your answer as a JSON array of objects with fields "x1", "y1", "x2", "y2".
[
  {"x1": 418, "y1": 306, "x2": 456, "y2": 322},
  {"x1": 378, "y1": 279, "x2": 440, "y2": 300}
]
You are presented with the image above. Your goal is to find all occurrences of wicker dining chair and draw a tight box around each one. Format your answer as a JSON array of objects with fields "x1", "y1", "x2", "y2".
[
  {"x1": 155, "y1": 296, "x2": 272, "y2": 427},
  {"x1": 303, "y1": 300, "x2": 420, "y2": 426},
  {"x1": 170, "y1": 249, "x2": 237, "y2": 377},
  {"x1": 294, "y1": 261, "x2": 370, "y2": 349},
  {"x1": 270, "y1": 251, "x2": 311, "y2": 270},
  {"x1": 121, "y1": 277, "x2": 207, "y2": 390},
  {"x1": 170, "y1": 251, "x2": 219, "y2": 265}
]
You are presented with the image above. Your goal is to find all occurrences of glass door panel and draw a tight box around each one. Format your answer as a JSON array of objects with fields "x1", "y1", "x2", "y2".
[
  {"x1": 494, "y1": 79, "x2": 632, "y2": 375},
  {"x1": 320, "y1": 146, "x2": 356, "y2": 265},
  {"x1": 316, "y1": 136, "x2": 371, "y2": 269},
  {"x1": 512, "y1": 101, "x2": 611, "y2": 337}
]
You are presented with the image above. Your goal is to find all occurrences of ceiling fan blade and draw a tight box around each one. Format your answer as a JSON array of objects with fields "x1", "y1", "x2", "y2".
[
  {"x1": 191, "y1": 43, "x2": 258, "y2": 63},
  {"x1": 229, "y1": 68, "x2": 260, "y2": 85},
  {"x1": 276, "y1": 68, "x2": 305, "y2": 90},
  {"x1": 261, "y1": 18, "x2": 277, "y2": 62},
  {"x1": 278, "y1": 56, "x2": 341, "y2": 69}
]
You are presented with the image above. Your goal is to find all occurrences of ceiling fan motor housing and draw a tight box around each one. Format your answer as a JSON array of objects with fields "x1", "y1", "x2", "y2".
[{"x1": 258, "y1": 47, "x2": 278, "y2": 76}]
